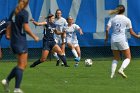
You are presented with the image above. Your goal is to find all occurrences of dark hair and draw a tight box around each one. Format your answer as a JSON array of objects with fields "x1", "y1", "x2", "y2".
[
  {"x1": 55, "y1": 9, "x2": 62, "y2": 18},
  {"x1": 47, "y1": 14, "x2": 54, "y2": 19},
  {"x1": 109, "y1": 5, "x2": 125, "y2": 15},
  {"x1": 117, "y1": 5, "x2": 125, "y2": 14},
  {"x1": 15, "y1": 0, "x2": 29, "y2": 15}
]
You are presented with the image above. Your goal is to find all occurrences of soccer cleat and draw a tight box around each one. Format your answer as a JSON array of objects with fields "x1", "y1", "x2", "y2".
[
  {"x1": 1, "y1": 79, "x2": 10, "y2": 92},
  {"x1": 30, "y1": 64, "x2": 36, "y2": 68},
  {"x1": 74, "y1": 57, "x2": 80, "y2": 62},
  {"x1": 118, "y1": 69, "x2": 127, "y2": 78},
  {"x1": 14, "y1": 88, "x2": 24, "y2": 93},
  {"x1": 56, "y1": 60, "x2": 60, "y2": 66},
  {"x1": 64, "y1": 65, "x2": 70, "y2": 67},
  {"x1": 74, "y1": 63, "x2": 79, "y2": 67}
]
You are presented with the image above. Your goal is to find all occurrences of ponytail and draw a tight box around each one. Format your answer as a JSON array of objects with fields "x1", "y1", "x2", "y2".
[
  {"x1": 109, "y1": 5, "x2": 125, "y2": 15},
  {"x1": 15, "y1": 0, "x2": 29, "y2": 15}
]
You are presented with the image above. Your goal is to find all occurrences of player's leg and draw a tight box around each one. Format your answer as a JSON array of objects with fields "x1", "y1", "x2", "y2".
[
  {"x1": 75, "y1": 44, "x2": 81, "y2": 59},
  {"x1": 30, "y1": 50, "x2": 49, "y2": 68},
  {"x1": 118, "y1": 48, "x2": 131, "y2": 78},
  {"x1": 117, "y1": 41, "x2": 130, "y2": 78},
  {"x1": 111, "y1": 50, "x2": 120, "y2": 78},
  {"x1": 52, "y1": 44, "x2": 69, "y2": 67},
  {"x1": 2, "y1": 53, "x2": 28, "y2": 93},
  {"x1": 67, "y1": 43, "x2": 78, "y2": 58},
  {"x1": 74, "y1": 45, "x2": 81, "y2": 66},
  {"x1": 13, "y1": 53, "x2": 28, "y2": 92},
  {"x1": 53, "y1": 39, "x2": 61, "y2": 66}
]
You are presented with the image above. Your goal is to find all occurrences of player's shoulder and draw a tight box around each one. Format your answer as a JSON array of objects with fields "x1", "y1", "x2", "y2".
[
  {"x1": 19, "y1": 9, "x2": 28, "y2": 16},
  {"x1": 60, "y1": 17, "x2": 67, "y2": 21}
]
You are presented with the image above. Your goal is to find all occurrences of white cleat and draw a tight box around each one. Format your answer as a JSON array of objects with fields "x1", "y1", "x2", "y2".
[
  {"x1": 1, "y1": 79, "x2": 10, "y2": 92},
  {"x1": 118, "y1": 70, "x2": 127, "y2": 78},
  {"x1": 14, "y1": 88, "x2": 24, "y2": 93}
]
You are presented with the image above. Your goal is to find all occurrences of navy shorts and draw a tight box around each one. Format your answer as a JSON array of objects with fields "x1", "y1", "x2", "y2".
[
  {"x1": 11, "y1": 42, "x2": 28, "y2": 54},
  {"x1": 42, "y1": 39, "x2": 56, "y2": 51}
]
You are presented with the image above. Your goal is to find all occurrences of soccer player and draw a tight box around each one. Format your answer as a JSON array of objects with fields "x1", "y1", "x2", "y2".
[
  {"x1": 65, "y1": 16, "x2": 83, "y2": 66},
  {"x1": 105, "y1": 5, "x2": 140, "y2": 78},
  {"x1": 1, "y1": 0, "x2": 39, "y2": 93},
  {"x1": 53, "y1": 9, "x2": 68, "y2": 66},
  {"x1": 30, "y1": 14, "x2": 70, "y2": 68},
  {"x1": 0, "y1": 18, "x2": 9, "y2": 59}
]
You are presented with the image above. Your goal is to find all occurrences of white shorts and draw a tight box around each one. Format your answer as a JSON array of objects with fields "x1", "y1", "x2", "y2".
[
  {"x1": 111, "y1": 41, "x2": 129, "y2": 50},
  {"x1": 66, "y1": 37, "x2": 79, "y2": 47}
]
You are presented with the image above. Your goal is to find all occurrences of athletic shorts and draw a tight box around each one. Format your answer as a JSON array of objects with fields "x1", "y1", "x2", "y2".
[
  {"x1": 111, "y1": 41, "x2": 129, "y2": 50},
  {"x1": 55, "y1": 37, "x2": 66, "y2": 44},
  {"x1": 11, "y1": 42, "x2": 28, "y2": 54},
  {"x1": 66, "y1": 37, "x2": 79, "y2": 47},
  {"x1": 43, "y1": 39, "x2": 56, "y2": 51}
]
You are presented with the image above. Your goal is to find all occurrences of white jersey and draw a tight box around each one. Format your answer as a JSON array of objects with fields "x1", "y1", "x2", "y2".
[
  {"x1": 54, "y1": 17, "x2": 67, "y2": 39},
  {"x1": 107, "y1": 15, "x2": 132, "y2": 43},
  {"x1": 65, "y1": 24, "x2": 80, "y2": 44}
]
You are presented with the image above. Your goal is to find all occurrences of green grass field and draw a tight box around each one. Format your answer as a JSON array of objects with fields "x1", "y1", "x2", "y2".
[{"x1": 0, "y1": 59, "x2": 140, "y2": 93}]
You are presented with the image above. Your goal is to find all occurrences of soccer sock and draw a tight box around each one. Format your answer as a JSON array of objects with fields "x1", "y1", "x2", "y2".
[
  {"x1": 15, "y1": 67, "x2": 23, "y2": 88},
  {"x1": 30, "y1": 59, "x2": 42, "y2": 67},
  {"x1": 53, "y1": 52, "x2": 60, "y2": 60},
  {"x1": 111, "y1": 60, "x2": 118, "y2": 74},
  {"x1": 120, "y1": 58, "x2": 130, "y2": 71},
  {"x1": 71, "y1": 49, "x2": 78, "y2": 58},
  {"x1": 58, "y1": 54, "x2": 68, "y2": 66},
  {"x1": 6, "y1": 66, "x2": 17, "y2": 82}
]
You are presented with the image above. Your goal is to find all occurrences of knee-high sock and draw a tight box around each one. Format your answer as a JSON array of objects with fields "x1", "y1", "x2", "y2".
[
  {"x1": 58, "y1": 54, "x2": 68, "y2": 66},
  {"x1": 111, "y1": 60, "x2": 118, "y2": 74},
  {"x1": 6, "y1": 66, "x2": 17, "y2": 82},
  {"x1": 71, "y1": 49, "x2": 78, "y2": 58},
  {"x1": 119, "y1": 58, "x2": 130, "y2": 71},
  {"x1": 15, "y1": 67, "x2": 23, "y2": 88},
  {"x1": 53, "y1": 52, "x2": 60, "y2": 60}
]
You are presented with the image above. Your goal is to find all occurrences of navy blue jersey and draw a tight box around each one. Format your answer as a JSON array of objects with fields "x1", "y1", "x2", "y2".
[
  {"x1": 43, "y1": 22, "x2": 56, "y2": 41},
  {"x1": 0, "y1": 18, "x2": 9, "y2": 36},
  {"x1": 10, "y1": 9, "x2": 28, "y2": 44},
  {"x1": 9, "y1": 9, "x2": 29, "y2": 54}
]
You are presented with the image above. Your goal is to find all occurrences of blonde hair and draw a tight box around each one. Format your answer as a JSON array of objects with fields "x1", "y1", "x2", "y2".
[
  {"x1": 109, "y1": 5, "x2": 125, "y2": 15},
  {"x1": 15, "y1": 0, "x2": 29, "y2": 15}
]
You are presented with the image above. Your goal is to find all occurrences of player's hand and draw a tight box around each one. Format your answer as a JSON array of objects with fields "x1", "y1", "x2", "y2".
[
  {"x1": 137, "y1": 35, "x2": 140, "y2": 38},
  {"x1": 80, "y1": 31, "x2": 84, "y2": 35},
  {"x1": 30, "y1": 18, "x2": 34, "y2": 22},
  {"x1": 34, "y1": 36, "x2": 39, "y2": 42}
]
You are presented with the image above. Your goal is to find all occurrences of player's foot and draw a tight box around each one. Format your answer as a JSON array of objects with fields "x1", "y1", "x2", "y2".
[
  {"x1": 56, "y1": 60, "x2": 60, "y2": 66},
  {"x1": 74, "y1": 57, "x2": 80, "y2": 62},
  {"x1": 64, "y1": 65, "x2": 70, "y2": 67},
  {"x1": 1, "y1": 79, "x2": 10, "y2": 92},
  {"x1": 74, "y1": 63, "x2": 79, "y2": 67},
  {"x1": 118, "y1": 69, "x2": 127, "y2": 78},
  {"x1": 14, "y1": 88, "x2": 24, "y2": 93},
  {"x1": 30, "y1": 63, "x2": 36, "y2": 68}
]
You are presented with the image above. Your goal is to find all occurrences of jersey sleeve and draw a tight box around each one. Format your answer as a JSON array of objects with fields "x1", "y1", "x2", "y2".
[
  {"x1": 74, "y1": 24, "x2": 80, "y2": 30},
  {"x1": 127, "y1": 19, "x2": 132, "y2": 29},
  {"x1": 107, "y1": 18, "x2": 112, "y2": 27},
  {"x1": 22, "y1": 10, "x2": 29, "y2": 23}
]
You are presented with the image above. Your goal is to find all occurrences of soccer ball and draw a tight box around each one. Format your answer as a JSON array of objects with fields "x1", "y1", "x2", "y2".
[{"x1": 85, "y1": 59, "x2": 93, "y2": 67}]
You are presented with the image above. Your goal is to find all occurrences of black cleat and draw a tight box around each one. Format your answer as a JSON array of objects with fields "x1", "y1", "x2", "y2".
[
  {"x1": 64, "y1": 65, "x2": 70, "y2": 67},
  {"x1": 30, "y1": 64, "x2": 36, "y2": 68},
  {"x1": 56, "y1": 60, "x2": 60, "y2": 66}
]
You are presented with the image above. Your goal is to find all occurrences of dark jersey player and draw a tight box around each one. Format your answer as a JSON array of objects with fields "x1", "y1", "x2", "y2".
[{"x1": 30, "y1": 14, "x2": 70, "y2": 67}]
